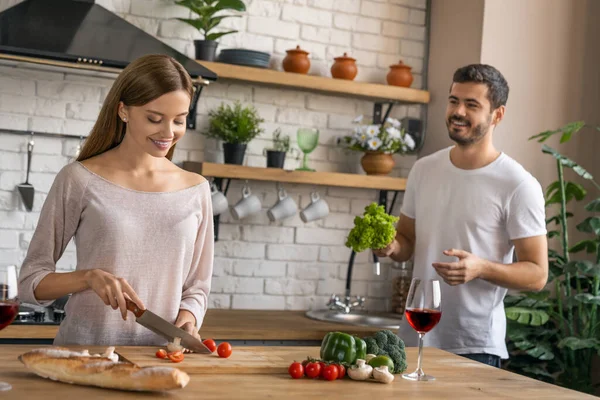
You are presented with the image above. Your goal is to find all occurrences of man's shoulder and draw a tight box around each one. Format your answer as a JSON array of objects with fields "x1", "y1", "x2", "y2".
[
  {"x1": 495, "y1": 153, "x2": 540, "y2": 187},
  {"x1": 412, "y1": 146, "x2": 451, "y2": 171}
]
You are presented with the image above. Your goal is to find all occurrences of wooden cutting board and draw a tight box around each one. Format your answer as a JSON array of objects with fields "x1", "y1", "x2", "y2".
[{"x1": 116, "y1": 346, "x2": 321, "y2": 374}]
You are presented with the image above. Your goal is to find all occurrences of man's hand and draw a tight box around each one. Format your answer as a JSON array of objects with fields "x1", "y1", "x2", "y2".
[
  {"x1": 432, "y1": 249, "x2": 484, "y2": 286},
  {"x1": 175, "y1": 309, "x2": 200, "y2": 353},
  {"x1": 373, "y1": 239, "x2": 400, "y2": 258}
]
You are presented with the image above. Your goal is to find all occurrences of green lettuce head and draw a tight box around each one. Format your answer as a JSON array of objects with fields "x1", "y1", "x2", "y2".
[{"x1": 345, "y1": 203, "x2": 399, "y2": 253}]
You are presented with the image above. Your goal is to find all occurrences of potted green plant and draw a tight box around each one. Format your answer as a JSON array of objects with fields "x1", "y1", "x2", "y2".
[
  {"x1": 203, "y1": 101, "x2": 264, "y2": 165},
  {"x1": 503, "y1": 121, "x2": 600, "y2": 396},
  {"x1": 174, "y1": 0, "x2": 246, "y2": 61},
  {"x1": 262, "y1": 128, "x2": 296, "y2": 169}
]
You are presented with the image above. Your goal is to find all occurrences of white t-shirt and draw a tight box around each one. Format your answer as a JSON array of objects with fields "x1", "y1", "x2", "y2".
[{"x1": 397, "y1": 146, "x2": 547, "y2": 359}]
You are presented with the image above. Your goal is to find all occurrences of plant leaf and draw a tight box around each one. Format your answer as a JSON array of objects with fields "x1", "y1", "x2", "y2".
[
  {"x1": 585, "y1": 198, "x2": 600, "y2": 212},
  {"x1": 529, "y1": 121, "x2": 586, "y2": 143},
  {"x1": 541, "y1": 145, "x2": 594, "y2": 180},
  {"x1": 563, "y1": 260, "x2": 595, "y2": 275},
  {"x1": 574, "y1": 293, "x2": 600, "y2": 305},
  {"x1": 522, "y1": 365, "x2": 555, "y2": 379},
  {"x1": 558, "y1": 337, "x2": 600, "y2": 351},
  {"x1": 569, "y1": 239, "x2": 599, "y2": 254},
  {"x1": 175, "y1": 17, "x2": 206, "y2": 30},
  {"x1": 576, "y1": 216, "x2": 600, "y2": 236},
  {"x1": 547, "y1": 230, "x2": 560, "y2": 238},
  {"x1": 206, "y1": 30, "x2": 238, "y2": 40},
  {"x1": 505, "y1": 307, "x2": 550, "y2": 326},
  {"x1": 214, "y1": 0, "x2": 246, "y2": 11}
]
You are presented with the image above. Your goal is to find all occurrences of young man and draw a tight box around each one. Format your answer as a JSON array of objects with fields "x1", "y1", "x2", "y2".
[{"x1": 375, "y1": 64, "x2": 548, "y2": 367}]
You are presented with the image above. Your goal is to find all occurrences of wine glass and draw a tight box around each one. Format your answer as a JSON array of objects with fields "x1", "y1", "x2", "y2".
[
  {"x1": 0, "y1": 265, "x2": 18, "y2": 391},
  {"x1": 402, "y1": 278, "x2": 442, "y2": 381},
  {"x1": 295, "y1": 128, "x2": 319, "y2": 171}
]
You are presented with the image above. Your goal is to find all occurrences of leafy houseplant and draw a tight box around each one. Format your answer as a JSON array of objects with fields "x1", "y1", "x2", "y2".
[
  {"x1": 203, "y1": 101, "x2": 264, "y2": 165},
  {"x1": 339, "y1": 115, "x2": 416, "y2": 176},
  {"x1": 174, "y1": 0, "x2": 246, "y2": 61},
  {"x1": 503, "y1": 121, "x2": 600, "y2": 395},
  {"x1": 263, "y1": 128, "x2": 295, "y2": 169}
]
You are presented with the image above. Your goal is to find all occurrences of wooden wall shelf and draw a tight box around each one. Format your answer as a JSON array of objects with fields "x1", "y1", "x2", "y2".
[
  {"x1": 183, "y1": 162, "x2": 407, "y2": 191},
  {"x1": 197, "y1": 61, "x2": 430, "y2": 104}
]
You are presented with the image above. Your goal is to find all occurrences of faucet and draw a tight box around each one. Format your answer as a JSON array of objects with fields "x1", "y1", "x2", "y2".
[{"x1": 327, "y1": 293, "x2": 365, "y2": 314}]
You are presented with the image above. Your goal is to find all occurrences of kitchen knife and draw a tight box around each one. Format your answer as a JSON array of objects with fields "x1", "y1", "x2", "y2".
[{"x1": 125, "y1": 300, "x2": 211, "y2": 354}]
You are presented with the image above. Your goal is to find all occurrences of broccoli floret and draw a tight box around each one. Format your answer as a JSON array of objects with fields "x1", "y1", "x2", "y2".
[
  {"x1": 388, "y1": 348, "x2": 408, "y2": 373},
  {"x1": 373, "y1": 331, "x2": 389, "y2": 349},
  {"x1": 383, "y1": 330, "x2": 400, "y2": 346},
  {"x1": 397, "y1": 337, "x2": 405, "y2": 350},
  {"x1": 364, "y1": 337, "x2": 379, "y2": 355}
]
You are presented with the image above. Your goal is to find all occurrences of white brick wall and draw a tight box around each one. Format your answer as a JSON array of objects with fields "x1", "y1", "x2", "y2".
[{"x1": 0, "y1": 0, "x2": 426, "y2": 313}]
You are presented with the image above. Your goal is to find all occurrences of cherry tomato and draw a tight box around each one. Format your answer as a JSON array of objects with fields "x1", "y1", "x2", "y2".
[
  {"x1": 319, "y1": 361, "x2": 327, "y2": 377},
  {"x1": 322, "y1": 364, "x2": 339, "y2": 381},
  {"x1": 167, "y1": 351, "x2": 184, "y2": 363},
  {"x1": 202, "y1": 338, "x2": 217, "y2": 353},
  {"x1": 288, "y1": 362, "x2": 304, "y2": 379},
  {"x1": 335, "y1": 364, "x2": 346, "y2": 379},
  {"x1": 217, "y1": 342, "x2": 232, "y2": 358},
  {"x1": 304, "y1": 362, "x2": 321, "y2": 378},
  {"x1": 155, "y1": 349, "x2": 168, "y2": 359}
]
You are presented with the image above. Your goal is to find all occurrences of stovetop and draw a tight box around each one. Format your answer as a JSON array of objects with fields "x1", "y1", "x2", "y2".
[{"x1": 12, "y1": 303, "x2": 65, "y2": 326}]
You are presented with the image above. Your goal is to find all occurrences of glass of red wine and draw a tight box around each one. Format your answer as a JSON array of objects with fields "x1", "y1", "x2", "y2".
[
  {"x1": 0, "y1": 265, "x2": 18, "y2": 391},
  {"x1": 402, "y1": 278, "x2": 442, "y2": 381}
]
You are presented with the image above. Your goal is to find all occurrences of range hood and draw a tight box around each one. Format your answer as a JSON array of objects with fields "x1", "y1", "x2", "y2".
[{"x1": 0, "y1": 0, "x2": 218, "y2": 128}]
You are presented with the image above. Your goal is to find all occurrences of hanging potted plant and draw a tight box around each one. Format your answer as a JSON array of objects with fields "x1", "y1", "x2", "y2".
[
  {"x1": 339, "y1": 115, "x2": 416, "y2": 176},
  {"x1": 203, "y1": 101, "x2": 264, "y2": 165},
  {"x1": 262, "y1": 128, "x2": 298, "y2": 169},
  {"x1": 174, "y1": 0, "x2": 246, "y2": 61}
]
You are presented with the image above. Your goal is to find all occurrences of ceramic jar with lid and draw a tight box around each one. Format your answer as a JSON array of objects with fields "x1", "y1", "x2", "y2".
[
  {"x1": 386, "y1": 60, "x2": 414, "y2": 87},
  {"x1": 282, "y1": 45, "x2": 310, "y2": 74},
  {"x1": 331, "y1": 53, "x2": 358, "y2": 80}
]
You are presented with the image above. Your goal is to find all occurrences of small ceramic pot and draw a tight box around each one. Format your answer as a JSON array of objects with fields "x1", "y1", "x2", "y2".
[
  {"x1": 386, "y1": 61, "x2": 414, "y2": 87},
  {"x1": 331, "y1": 53, "x2": 358, "y2": 80},
  {"x1": 361, "y1": 152, "x2": 395, "y2": 176},
  {"x1": 282, "y1": 45, "x2": 310, "y2": 74}
]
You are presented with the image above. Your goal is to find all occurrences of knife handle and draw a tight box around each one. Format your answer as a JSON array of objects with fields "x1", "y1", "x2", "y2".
[{"x1": 125, "y1": 299, "x2": 145, "y2": 318}]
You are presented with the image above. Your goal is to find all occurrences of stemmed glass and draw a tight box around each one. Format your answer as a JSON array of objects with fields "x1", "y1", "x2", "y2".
[
  {"x1": 295, "y1": 128, "x2": 319, "y2": 171},
  {"x1": 0, "y1": 265, "x2": 19, "y2": 391},
  {"x1": 402, "y1": 278, "x2": 442, "y2": 381}
]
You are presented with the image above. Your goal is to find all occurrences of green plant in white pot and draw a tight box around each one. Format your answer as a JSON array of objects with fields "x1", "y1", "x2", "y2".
[
  {"x1": 203, "y1": 101, "x2": 264, "y2": 165},
  {"x1": 174, "y1": 0, "x2": 246, "y2": 61}
]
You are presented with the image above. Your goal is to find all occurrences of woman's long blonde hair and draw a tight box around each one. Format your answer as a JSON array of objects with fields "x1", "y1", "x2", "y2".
[{"x1": 77, "y1": 54, "x2": 194, "y2": 162}]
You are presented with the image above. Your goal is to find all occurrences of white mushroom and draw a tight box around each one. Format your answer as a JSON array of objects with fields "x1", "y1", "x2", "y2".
[
  {"x1": 372, "y1": 366, "x2": 395, "y2": 384},
  {"x1": 347, "y1": 359, "x2": 373, "y2": 381}
]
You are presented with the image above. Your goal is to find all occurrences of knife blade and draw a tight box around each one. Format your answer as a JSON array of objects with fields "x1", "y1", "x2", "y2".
[{"x1": 125, "y1": 299, "x2": 211, "y2": 354}]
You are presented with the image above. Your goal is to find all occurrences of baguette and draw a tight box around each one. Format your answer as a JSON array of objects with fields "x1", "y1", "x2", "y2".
[{"x1": 18, "y1": 347, "x2": 190, "y2": 392}]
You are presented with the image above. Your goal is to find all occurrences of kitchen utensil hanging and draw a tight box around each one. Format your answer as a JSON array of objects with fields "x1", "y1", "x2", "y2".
[{"x1": 16, "y1": 132, "x2": 35, "y2": 212}]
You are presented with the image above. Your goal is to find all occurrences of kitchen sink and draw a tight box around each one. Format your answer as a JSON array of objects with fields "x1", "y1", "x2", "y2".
[{"x1": 305, "y1": 309, "x2": 402, "y2": 330}]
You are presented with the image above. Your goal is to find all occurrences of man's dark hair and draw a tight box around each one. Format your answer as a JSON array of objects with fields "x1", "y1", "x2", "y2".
[{"x1": 452, "y1": 64, "x2": 509, "y2": 110}]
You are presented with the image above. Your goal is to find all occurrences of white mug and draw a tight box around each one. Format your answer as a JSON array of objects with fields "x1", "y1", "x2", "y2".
[
  {"x1": 210, "y1": 183, "x2": 229, "y2": 216},
  {"x1": 300, "y1": 192, "x2": 329, "y2": 223},
  {"x1": 230, "y1": 185, "x2": 262, "y2": 220},
  {"x1": 267, "y1": 187, "x2": 297, "y2": 222}
]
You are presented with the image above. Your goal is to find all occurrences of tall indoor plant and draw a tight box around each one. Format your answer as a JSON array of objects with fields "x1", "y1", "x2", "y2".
[
  {"x1": 339, "y1": 115, "x2": 416, "y2": 176},
  {"x1": 503, "y1": 121, "x2": 600, "y2": 395},
  {"x1": 174, "y1": 0, "x2": 246, "y2": 61},
  {"x1": 203, "y1": 101, "x2": 264, "y2": 165}
]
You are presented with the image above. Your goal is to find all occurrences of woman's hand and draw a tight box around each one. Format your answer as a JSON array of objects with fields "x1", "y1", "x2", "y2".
[
  {"x1": 83, "y1": 269, "x2": 145, "y2": 320},
  {"x1": 175, "y1": 309, "x2": 200, "y2": 353}
]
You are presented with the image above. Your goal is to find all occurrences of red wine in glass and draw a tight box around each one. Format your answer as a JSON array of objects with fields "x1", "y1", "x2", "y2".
[
  {"x1": 0, "y1": 265, "x2": 18, "y2": 391},
  {"x1": 402, "y1": 278, "x2": 442, "y2": 382},
  {"x1": 405, "y1": 308, "x2": 442, "y2": 333}
]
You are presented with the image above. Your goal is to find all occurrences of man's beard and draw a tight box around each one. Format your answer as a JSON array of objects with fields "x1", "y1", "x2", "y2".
[{"x1": 446, "y1": 114, "x2": 492, "y2": 146}]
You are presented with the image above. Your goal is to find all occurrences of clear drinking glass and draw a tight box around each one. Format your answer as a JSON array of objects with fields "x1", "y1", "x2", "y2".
[
  {"x1": 295, "y1": 128, "x2": 319, "y2": 171},
  {"x1": 402, "y1": 278, "x2": 442, "y2": 381},
  {"x1": 0, "y1": 265, "x2": 18, "y2": 391}
]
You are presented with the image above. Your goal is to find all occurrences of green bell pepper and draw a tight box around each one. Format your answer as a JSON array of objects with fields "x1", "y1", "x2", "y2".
[{"x1": 320, "y1": 332, "x2": 367, "y2": 364}]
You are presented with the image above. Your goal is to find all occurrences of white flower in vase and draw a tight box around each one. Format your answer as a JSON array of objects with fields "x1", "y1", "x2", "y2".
[
  {"x1": 403, "y1": 134, "x2": 416, "y2": 150},
  {"x1": 365, "y1": 125, "x2": 379, "y2": 137},
  {"x1": 386, "y1": 126, "x2": 402, "y2": 139},
  {"x1": 386, "y1": 117, "x2": 401, "y2": 128},
  {"x1": 354, "y1": 126, "x2": 369, "y2": 144},
  {"x1": 367, "y1": 137, "x2": 382, "y2": 151},
  {"x1": 353, "y1": 115, "x2": 364, "y2": 123}
]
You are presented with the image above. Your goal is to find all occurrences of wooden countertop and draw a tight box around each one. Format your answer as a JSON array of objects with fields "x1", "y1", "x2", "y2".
[
  {"x1": 0, "y1": 310, "x2": 386, "y2": 340},
  {"x1": 0, "y1": 345, "x2": 593, "y2": 399}
]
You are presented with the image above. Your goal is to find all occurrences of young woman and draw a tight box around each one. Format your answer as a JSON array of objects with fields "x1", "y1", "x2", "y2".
[{"x1": 17, "y1": 54, "x2": 214, "y2": 347}]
